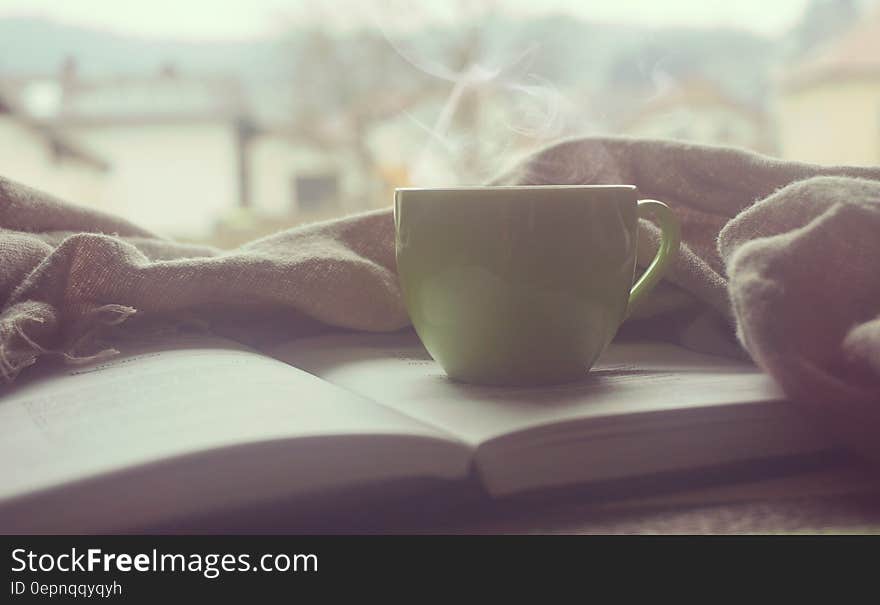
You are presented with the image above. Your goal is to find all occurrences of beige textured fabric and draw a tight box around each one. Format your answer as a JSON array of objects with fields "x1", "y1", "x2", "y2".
[
  {"x1": 0, "y1": 177, "x2": 406, "y2": 382},
  {"x1": 494, "y1": 137, "x2": 880, "y2": 459},
  {"x1": 1, "y1": 136, "x2": 879, "y2": 460}
]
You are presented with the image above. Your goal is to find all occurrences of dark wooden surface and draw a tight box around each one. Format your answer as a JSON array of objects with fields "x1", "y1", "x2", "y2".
[{"x1": 155, "y1": 453, "x2": 880, "y2": 534}]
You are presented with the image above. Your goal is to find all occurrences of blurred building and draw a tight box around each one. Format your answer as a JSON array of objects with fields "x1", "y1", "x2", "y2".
[
  {"x1": 0, "y1": 91, "x2": 108, "y2": 205},
  {"x1": 246, "y1": 125, "x2": 367, "y2": 218},
  {"x1": 619, "y1": 78, "x2": 773, "y2": 153},
  {"x1": 778, "y1": 8, "x2": 880, "y2": 166},
  {"x1": 0, "y1": 61, "x2": 362, "y2": 240}
]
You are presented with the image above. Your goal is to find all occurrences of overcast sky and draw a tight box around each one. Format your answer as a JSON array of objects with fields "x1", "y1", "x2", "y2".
[{"x1": 0, "y1": 0, "x2": 815, "y2": 40}]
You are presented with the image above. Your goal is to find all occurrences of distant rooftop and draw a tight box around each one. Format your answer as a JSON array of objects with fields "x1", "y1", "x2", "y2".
[
  {"x1": 0, "y1": 89, "x2": 108, "y2": 170},
  {"x1": 620, "y1": 77, "x2": 765, "y2": 129},
  {"x1": 0, "y1": 60, "x2": 247, "y2": 125},
  {"x1": 783, "y1": 7, "x2": 880, "y2": 90}
]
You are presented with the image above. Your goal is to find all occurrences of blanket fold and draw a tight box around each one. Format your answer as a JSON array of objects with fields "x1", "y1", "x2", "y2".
[{"x1": 2, "y1": 137, "x2": 879, "y2": 462}]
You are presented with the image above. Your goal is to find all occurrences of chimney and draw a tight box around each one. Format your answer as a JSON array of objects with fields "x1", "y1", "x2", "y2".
[{"x1": 60, "y1": 55, "x2": 78, "y2": 87}]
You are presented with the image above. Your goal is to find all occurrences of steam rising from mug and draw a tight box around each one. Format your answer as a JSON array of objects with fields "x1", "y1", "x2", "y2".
[{"x1": 365, "y1": 0, "x2": 579, "y2": 185}]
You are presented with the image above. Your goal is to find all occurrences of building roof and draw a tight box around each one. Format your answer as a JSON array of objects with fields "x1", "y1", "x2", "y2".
[
  {"x1": 1, "y1": 71, "x2": 246, "y2": 126},
  {"x1": 782, "y1": 7, "x2": 880, "y2": 91},
  {"x1": 42, "y1": 128, "x2": 111, "y2": 171},
  {"x1": 62, "y1": 75, "x2": 246, "y2": 125},
  {"x1": 619, "y1": 77, "x2": 765, "y2": 131},
  {"x1": 0, "y1": 89, "x2": 109, "y2": 171}
]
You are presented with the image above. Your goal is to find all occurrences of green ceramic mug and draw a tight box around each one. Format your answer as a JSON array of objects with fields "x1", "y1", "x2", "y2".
[{"x1": 394, "y1": 185, "x2": 681, "y2": 386}]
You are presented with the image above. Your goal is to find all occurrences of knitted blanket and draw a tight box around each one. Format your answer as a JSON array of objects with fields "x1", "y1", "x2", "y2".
[{"x1": 2, "y1": 137, "x2": 879, "y2": 460}]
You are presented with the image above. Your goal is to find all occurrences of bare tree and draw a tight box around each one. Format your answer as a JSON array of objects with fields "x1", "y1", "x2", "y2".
[
  {"x1": 285, "y1": 0, "x2": 541, "y2": 196},
  {"x1": 286, "y1": 20, "x2": 440, "y2": 204}
]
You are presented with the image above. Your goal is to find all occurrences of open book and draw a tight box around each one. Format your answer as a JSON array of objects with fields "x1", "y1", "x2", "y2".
[{"x1": 0, "y1": 331, "x2": 836, "y2": 532}]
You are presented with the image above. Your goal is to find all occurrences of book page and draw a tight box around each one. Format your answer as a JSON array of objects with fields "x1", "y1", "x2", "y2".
[
  {"x1": 271, "y1": 330, "x2": 795, "y2": 447},
  {"x1": 272, "y1": 331, "x2": 834, "y2": 497},
  {"x1": 0, "y1": 335, "x2": 469, "y2": 531}
]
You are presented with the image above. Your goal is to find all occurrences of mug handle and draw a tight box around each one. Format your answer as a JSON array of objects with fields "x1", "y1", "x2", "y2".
[{"x1": 626, "y1": 199, "x2": 681, "y2": 318}]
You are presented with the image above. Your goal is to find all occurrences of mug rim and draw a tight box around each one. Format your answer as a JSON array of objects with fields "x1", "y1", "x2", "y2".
[{"x1": 396, "y1": 184, "x2": 637, "y2": 193}]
